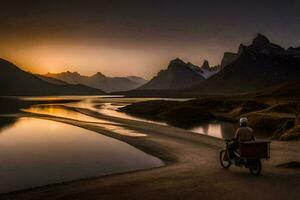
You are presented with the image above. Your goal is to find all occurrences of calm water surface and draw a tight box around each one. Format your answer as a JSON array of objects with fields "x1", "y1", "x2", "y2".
[
  {"x1": 0, "y1": 117, "x2": 163, "y2": 193},
  {"x1": 23, "y1": 96, "x2": 235, "y2": 139},
  {"x1": 23, "y1": 105, "x2": 146, "y2": 137},
  {"x1": 23, "y1": 104, "x2": 114, "y2": 124},
  {"x1": 68, "y1": 97, "x2": 235, "y2": 139},
  {"x1": 189, "y1": 122, "x2": 235, "y2": 138},
  {"x1": 93, "y1": 101, "x2": 236, "y2": 138}
]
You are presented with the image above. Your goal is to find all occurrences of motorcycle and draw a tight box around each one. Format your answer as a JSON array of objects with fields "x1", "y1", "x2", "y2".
[{"x1": 220, "y1": 138, "x2": 270, "y2": 176}]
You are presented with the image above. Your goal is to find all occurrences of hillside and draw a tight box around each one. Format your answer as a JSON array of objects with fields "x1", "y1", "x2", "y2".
[
  {"x1": 190, "y1": 34, "x2": 300, "y2": 94},
  {"x1": 137, "y1": 58, "x2": 205, "y2": 90},
  {"x1": 0, "y1": 58, "x2": 105, "y2": 96}
]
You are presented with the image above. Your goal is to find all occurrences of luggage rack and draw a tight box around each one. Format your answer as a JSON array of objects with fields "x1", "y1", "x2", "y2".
[{"x1": 239, "y1": 140, "x2": 271, "y2": 159}]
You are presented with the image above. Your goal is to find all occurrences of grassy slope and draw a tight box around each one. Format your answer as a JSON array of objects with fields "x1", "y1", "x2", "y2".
[{"x1": 120, "y1": 97, "x2": 300, "y2": 140}]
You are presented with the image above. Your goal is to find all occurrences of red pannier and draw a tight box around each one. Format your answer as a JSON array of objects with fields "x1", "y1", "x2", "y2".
[{"x1": 239, "y1": 140, "x2": 270, "y2": 159}]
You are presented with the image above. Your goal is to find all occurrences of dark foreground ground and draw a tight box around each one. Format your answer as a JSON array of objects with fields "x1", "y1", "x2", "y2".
[{"x1": 0, "y1": 106, "x2": 299, "y2": 200}]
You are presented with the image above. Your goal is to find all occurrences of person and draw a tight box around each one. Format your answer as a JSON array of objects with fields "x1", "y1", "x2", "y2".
[
  {"x1": 235, "y1": 117, "x2": 255, "y2": 142},
  {"x1": 228, "y1": 117, "x2": 255, "y2": 159}
]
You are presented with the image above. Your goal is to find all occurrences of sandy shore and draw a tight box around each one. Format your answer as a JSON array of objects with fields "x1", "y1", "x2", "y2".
[{"x1": 0, "y1": 109, "x2": 299, "y2": 200}]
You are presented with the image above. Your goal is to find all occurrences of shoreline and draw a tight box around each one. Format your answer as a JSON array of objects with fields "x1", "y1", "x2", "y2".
[
  {"x1": 0, "y1": 110, "x2": 299, "y2": 199},
  {"x1": 119, "y1": 98, "x2": 300, "y2": 140}
]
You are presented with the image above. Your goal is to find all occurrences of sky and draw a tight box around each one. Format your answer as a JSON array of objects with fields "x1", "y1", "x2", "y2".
[{"x1": 0, "y1": 0, "x2": 300, "y2": 79}]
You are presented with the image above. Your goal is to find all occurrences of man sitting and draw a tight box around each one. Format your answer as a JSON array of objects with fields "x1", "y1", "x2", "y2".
[{"x1": 229, "y1": 117, "x2": 255, "y2": 160}]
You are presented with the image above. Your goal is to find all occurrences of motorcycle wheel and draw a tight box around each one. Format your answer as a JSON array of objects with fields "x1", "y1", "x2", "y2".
[
  {"x1": 220, "y1": 150, "x2": 231, "y2": 169},
  {"x1": 249, "y1": 160, "x2": 262, "y2": 176}
]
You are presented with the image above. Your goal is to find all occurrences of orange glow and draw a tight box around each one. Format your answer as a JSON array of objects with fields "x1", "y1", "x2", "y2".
[
  {"x1": 1, "y1": 43, "x2": 166, "y2": 78},
  {"x1": 0, "y1": 36, "x2": 222, "y2": 79}
]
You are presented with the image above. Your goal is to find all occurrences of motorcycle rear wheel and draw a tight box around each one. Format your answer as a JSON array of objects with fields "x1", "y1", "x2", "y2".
[{"x1": 249, "y1": 160, "x2": 262, "y2": 176}]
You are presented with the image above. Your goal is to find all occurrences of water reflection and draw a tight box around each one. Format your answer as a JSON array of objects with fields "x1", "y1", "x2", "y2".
[
  {"x1": 21, "y1": 96, "x2": 235, "y2": 139},
  {"x1": 66, "y1": 99, "x2": 100, "y2": 112},
  {"x1": 65, "y1": 97, "x2": 187, "y2": 126},
  {"x1": 0, "y1": 117, "x2": 18, "y2": 133},
  {"x1": 23, "y1": 104, "x2": 114, "y2": 124},
  {"x1": 0, "y1": 118, "x2": 163, "y2": 193},
  {"x1": 98, "y1": 103, "x2": 167, "y2": 126},
  {"x1": 189, "y1": 122, "x2": 235, "y2": 139},
  {"x1": 19, "y1": 95, "x2": 108, "y2": 101},
  {"x1": 22, "y1": 105, "x2": 146, "y2": 137}
]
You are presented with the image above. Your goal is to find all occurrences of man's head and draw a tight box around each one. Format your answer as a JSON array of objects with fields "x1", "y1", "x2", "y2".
[{"x1": 240, "y1": 117, "x2": 248, "y2": 127}]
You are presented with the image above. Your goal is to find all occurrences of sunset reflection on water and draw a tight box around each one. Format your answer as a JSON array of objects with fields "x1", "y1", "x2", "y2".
[
  {"x1": 22, "y1": 104, "x2": 146, "y2": 137},
  {"x1": 0, "y1": 117, "x2": 162, "y2": 193}
]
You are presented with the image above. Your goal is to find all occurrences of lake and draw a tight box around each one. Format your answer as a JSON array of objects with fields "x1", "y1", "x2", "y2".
[
  {"x1": 69, "y1": 96, "x2": 235, "y2": 138},
  {"x1": 0, "y1": 117, "x2": 163, "y2": 193},
  {"x1": 22, "y1": 96, "x2": 236, "y2": 138}
]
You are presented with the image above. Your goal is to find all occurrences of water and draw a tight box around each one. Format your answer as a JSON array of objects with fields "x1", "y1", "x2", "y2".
[
  {"x1": 22, "y1": 105, "x2": 146, "y2": 137},
  {"x1": 0, "y1": 96, "x2": 235, "y2": 192},
  {"x1": 0, "y1": 117, "x2": 163, "y2": 193},
  {"x1": 22, "y1": 96, "x2": 235, "y2": 139},
  {"x1": 66, "y1": 97, "x2": 186, "y2": 125},
  {"x1": 95, "y1": 102, "x2": 167, "y2": 125},
  {"x1": 23, "y1": 104, "x2": 114, "y2": 124},
  {"x1": 189, "y1": 122, "x2": 235, "y2": 139},
  {"x1": 64, "y1": 97, "x2": 235, "y2": 139},
  {"x1": 0, "y1": 96, "x2": 235, "y2": 193}
]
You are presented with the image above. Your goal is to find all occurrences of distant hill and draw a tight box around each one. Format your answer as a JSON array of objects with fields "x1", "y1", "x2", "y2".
[
  {"x1": 36, "y1": 74, "x2": 68, "y2": 85},
  {"x1": 0, "y1": 58, "x2": 105, "y2": 96},
  {"x1": 190, "y1": 34, "x2": 300, "y2": 94},
  {"x1": 44, "y1": 72, "x2": 147, "y2": 93},
  {"x1": 126, "y1": 76, "x2": 148, "y2": 85},
  {"x1": 137, "y1": 58, "x2": 205, "y2": 90}
]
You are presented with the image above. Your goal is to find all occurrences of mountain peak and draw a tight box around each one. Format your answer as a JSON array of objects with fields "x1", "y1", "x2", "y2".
[
  {"x1": 65, "y1": 71, "x2": 80, "y2": 76},
  {"x1": 92, "y1": 72, "x2": 106, "y2": 78},
  {"x1": 251, "y1": 33, "x2": 284, "y2": 54},
  {"x1": 170, "y1": 58, "x2": 185, "y2": 64},
  {"x1": 201, "y1": 60, "x2": 210, "y2": 70},
  {"x1": 238, "y1": 43, "x2": 246, "y2": 54},
  {"x1": 138, "y1": 58, "x2": 205, "y2": 90},
  {"x1": 167, "y1": 58, "x2": 188, "y2": 70},
  {"x1": 252, "y1": 33, "x2": 270, "y2": 47}
]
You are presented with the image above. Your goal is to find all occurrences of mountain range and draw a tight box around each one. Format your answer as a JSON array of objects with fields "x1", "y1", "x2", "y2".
[
  {"x1": 117, "y1": 34, "x2": 300, "y2": 96},
  {"x1": 132, "y1": 47, "x2": 239, "y2": 91},
  {"x1": 1, "y1": 33, "x2": 299, "y2": 97},
  {"x1": 44, "y1": 72, "x2": 147, "y2": 93},
  {"x1": 190, "y1": 34, "x2": 300, "y2": 94},
  {"x1": 0, "y1": 59, "x2": 105, "y2": 96}
]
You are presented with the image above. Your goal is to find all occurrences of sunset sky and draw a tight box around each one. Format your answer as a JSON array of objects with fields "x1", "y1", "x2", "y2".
[{"x1": 0, "y1": 0, "x2": 300, "y2": 78}]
